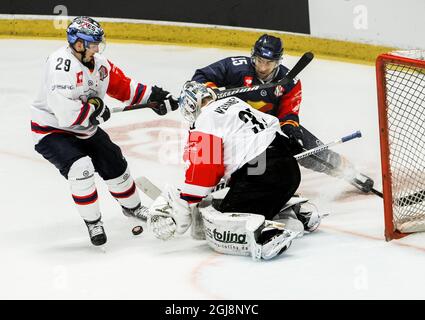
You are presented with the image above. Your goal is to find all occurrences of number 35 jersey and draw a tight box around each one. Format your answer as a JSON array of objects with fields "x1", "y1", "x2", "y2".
[
  {"x1": 181, "y1": 96, "x2": 282, "y2": 202},
  {"x1": 31, "y1": 46, "x2": 151, "y2": 144}
]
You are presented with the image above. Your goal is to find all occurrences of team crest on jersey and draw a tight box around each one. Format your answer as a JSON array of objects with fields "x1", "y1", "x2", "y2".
[
  {"x1": 243, "y1": 76, "x2": 253, "y2": 87},
  {"x1": 98, "y1": 65, "x2": 108, "y2": 81},
  {"x1": 76, "y1": 71, "x2": 83, "y2": 86}
]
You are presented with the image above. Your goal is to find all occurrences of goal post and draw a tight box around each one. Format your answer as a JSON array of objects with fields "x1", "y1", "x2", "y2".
[{"x1": 376, "y1": 51, "x2": 425, "y2": 241}]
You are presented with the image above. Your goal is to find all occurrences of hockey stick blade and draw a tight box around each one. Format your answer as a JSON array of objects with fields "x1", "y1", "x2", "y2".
[
  {"x1": 135, "y1": 176, "x2": 162, "y2": 200},
  {"x1": 395, "y1": 190, "x2": 425, "y2": 207},
  {"x1": 214, "y1": 51, "x2": 314, "y2": 100}
]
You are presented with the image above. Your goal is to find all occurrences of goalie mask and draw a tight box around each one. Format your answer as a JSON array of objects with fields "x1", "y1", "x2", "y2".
[{"x1": 178, "y1": 81, "x2": 214, "y2": 123}]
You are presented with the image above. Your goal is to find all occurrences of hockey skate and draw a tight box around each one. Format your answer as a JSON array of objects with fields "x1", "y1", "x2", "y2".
[
  {"x1": 85, "y1": 218, "x2": 107, "y2": 246},
  {"x1": 121, "y1": 203, "x2": 150, "y2": 222},
  {"x1": 347, "y1": 172, "x2": 374, "y2": 193},
  {"x1": 330, "y1": 156, "x2": 374, "y2": 193}
]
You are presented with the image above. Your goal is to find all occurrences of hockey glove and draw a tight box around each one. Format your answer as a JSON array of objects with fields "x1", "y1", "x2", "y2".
[
  {"x1": 148, "y1": 86, "x2": 179, "y2": 116},
  {"x1": 88, "y1": 97, "x2": 111, "y2": 125},
  {"x1": 282, "y1": 123, "x2": 304, "y2": 153}
]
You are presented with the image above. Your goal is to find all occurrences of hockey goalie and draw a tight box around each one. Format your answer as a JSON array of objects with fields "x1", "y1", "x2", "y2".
[{"x1": 148, "y1": 81, "x2": 323, "y2": 261}]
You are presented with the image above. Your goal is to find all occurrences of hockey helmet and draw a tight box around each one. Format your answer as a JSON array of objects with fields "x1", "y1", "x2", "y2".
[
  {"x1": 251, "y1": 34, "x2": 283, "y2": 61},
  {"x1": 67, "y1": 16, "x2": 105, "y2": 52}
]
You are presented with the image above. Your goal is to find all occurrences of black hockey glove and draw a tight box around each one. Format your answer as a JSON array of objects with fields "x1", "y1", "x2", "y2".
[
  {"x1": 148, "y1": 86, "x2": 179, "y2": 116},
  {"x1": 282, "y1": 124, "x2": 304, "y2": 154},
  {"x1": 88, "y1": 97, "x2": 111, "y2": 125}
]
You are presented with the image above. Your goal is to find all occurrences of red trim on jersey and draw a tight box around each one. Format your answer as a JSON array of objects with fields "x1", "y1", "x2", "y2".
[
  {"x1": 204, "y1": 82, "x2": 218, "y2": 88},
  {"x1": 183, "y1": 131, "x2": 225, "y2": 193},
  {"x1": 31, "y1": 121, "x2": 88, "y2": 136},
  {"x1": 106, "y1": 60, "x2": 131, "y2": 102},
  {"x1": 71, "y1": 103, "x2": 90, "y2": 126},
  {"x1": 276, "y1": 80, "x2": 302, "y2": 121},
  {"x1": 180, "y1": 193, "x2": 204, "y2": 204},
  {"x1": 130, "y1": 83, "x2": 147, "y2": 105}
]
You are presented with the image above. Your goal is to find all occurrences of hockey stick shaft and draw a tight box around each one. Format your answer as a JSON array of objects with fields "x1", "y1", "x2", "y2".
[
  {"x1": 113, "y1": 52, "x2": 313, "y2": 112},
  {"x1": 214, "y1": 52, "x2": 314, "y2": 100},
  {"x1": 111, "y1": 101, "x2": 159, "y2": 113},
  {"x1": 294, "y1": 131, "x2": 362, "y2": 160}
]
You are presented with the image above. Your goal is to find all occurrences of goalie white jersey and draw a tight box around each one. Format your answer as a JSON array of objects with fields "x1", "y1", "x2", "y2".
[
  {"x1": 181, "y1": 96, "x2": 282, "y2": 202},
  {"x1": 31, "y1": 46, "x2": 152, "y2": 143}
]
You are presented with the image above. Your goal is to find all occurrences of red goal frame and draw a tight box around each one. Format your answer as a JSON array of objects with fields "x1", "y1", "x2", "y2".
[{"x1": 376, "y1": 53, "x2": 425, "y2": 241}]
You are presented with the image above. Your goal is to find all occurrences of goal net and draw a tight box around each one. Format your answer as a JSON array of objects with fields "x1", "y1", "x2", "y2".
[{"x1": 376, "y1": 50, "x2": 425, "y2": 240}]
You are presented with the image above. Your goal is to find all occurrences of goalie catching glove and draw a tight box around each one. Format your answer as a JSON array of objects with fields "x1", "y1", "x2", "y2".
[{"x1": 148, "y1": 185, "x2": 193, "y2": 240}]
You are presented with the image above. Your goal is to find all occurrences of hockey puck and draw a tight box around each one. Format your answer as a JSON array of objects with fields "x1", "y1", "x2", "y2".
[{"x1": 132, "y1": 225, "x2": 143, "y2": 235}]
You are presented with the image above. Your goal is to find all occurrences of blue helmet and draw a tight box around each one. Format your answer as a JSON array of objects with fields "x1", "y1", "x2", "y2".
[
  {"x1": 66, "y1": 16, "x2": 104, "y2": 49},
  {"x1": 252, "y1": 34, "x2": 283, "y2": 61}
]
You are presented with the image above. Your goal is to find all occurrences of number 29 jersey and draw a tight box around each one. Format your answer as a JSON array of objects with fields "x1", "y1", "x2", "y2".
[
  {"x1": 31, "y1": 46, "x2": 151, "y2": 144},
  {"x1": 181, "y1": 96, "x2": 282, "y2": 201}
]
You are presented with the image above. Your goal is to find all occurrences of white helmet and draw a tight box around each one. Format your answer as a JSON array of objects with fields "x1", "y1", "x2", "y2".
[{"x1": 178, "y1": 81, "x2": 214, "y2": 123}]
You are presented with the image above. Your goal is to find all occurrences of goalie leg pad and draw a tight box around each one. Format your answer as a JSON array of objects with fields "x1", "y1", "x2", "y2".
[
  {"x1": 200, "y1": 206, "x2": 299, "y2": 261},
  {"x1": 190, "y1": 206, "x2": 206, "y2": 240}
]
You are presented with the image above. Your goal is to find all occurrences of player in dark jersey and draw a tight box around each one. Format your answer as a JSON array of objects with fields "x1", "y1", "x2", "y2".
[{"x1": 192, "y1": 34, "x2": 374, "y2": 193}]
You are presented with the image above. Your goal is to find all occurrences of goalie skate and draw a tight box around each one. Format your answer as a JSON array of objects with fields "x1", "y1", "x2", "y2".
[{"x1": 275, "y1": 196, "x2": 324, "y2": 233}]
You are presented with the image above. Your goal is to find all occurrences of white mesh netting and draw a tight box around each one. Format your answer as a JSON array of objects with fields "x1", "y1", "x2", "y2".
[{"x1": 384, "y1": 51, "x2": 425, "y2": 232}]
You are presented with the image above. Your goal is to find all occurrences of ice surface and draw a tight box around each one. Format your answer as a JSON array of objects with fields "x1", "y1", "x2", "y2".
[{"x1": 1, "y1": 39, "x2": 425, "y2": 299}]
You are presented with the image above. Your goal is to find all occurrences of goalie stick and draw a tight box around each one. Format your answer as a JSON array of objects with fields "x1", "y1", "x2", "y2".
[{"x1": 111, "y1": 52, "x2": 314, "y2": 114}]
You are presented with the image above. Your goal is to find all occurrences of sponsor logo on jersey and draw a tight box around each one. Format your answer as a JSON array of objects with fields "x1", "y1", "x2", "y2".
[
  {"x1": 76, "y1": 71, "x2": 83, "y2": 86},
  {"x1": 274, "y1": 85, "x2": 285, "y2": 97},
  {"x1": 243, "y1": 76, "x2": 253, "y2": 87},
  {"x1": 88, "y1": 80, "x2": 93, "y2": 86},
  {"x1": 212, "y1": 229, "x2": 247, "y2": 244},
  {"x1": 260, "y1": 90, "x2": 267, "y2": 97},
  {"x1": 98, "y1": 65, "x2": 108, "y2": 81},
  {"x1": 51, "y1": 84, "x2": 75, "y2": 91}
]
